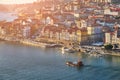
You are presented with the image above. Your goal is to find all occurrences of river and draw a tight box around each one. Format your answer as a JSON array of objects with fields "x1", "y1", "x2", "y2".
[
  {"x1": 0, "y1": 41, "x2": 120, "y2": 80},
  {"x1": 0, "y1": 12, "x2": 17, "y2": 22}
]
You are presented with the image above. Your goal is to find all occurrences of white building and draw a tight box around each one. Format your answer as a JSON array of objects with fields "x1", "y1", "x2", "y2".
[
  {"x1": 93, "y1": 0, "x2": 111, "y2": 3},
  {"x1": 45, "y1": 17, "x2": 54, "y2": 25},
  {"x1": 23, "y1": 26, "x2": 31, "y2": 38},
  {"x1": 81, "y1": 20, "x2": 87, "y2": 28}
]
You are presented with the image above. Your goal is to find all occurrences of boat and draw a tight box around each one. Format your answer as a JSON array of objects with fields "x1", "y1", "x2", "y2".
[
  {"x1": 62, "y1": 47, "x2": 77, "y2": 53},
  {"x1": 66, "y1": 61, "x2": 83, "y2": 67},
  {"x1": 62, "y1": 47, "x2": 69, "y2": 51}
]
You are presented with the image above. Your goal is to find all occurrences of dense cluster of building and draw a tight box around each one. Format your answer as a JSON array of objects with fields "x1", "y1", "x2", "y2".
[{"x1": 0, "y1": 0, "x2": 120, "y2": 45}]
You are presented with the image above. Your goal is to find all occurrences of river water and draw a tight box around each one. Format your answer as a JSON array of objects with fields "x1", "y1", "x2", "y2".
[
  {"x1": 0, "y1": 12, "x2": 17, "y2": 22},
  {"x1": 0, "y1": 41, "x2": 120, "y2": 80}
]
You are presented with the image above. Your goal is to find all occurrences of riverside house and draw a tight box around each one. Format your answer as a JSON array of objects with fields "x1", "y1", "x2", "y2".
[
  {"x1": 105, "y1": 24, "x2": 120, "y2": 44},
  {"x1": 41, "y1": 25, "x2": 88, "y2": 43},
  {"x1": 76, "y1": 27, "x2": 88, "y2": 44}
]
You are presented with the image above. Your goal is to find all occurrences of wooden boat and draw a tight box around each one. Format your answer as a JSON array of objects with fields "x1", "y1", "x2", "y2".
[{"x1": 66, "y1": 61, "x2": 83, "y2": 67}]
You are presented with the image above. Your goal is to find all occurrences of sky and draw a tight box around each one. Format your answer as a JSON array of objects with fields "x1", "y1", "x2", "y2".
[{"x1": 0, "y1": 0, "x2": 37, "y2": 4}]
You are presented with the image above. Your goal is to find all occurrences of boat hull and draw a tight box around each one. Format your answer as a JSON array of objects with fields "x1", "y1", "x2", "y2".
[{"x1": 66, "y1": 61, "x2": 83, "y2": 67}]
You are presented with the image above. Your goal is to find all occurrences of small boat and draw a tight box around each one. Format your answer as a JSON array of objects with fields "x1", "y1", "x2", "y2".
[
  {"x1": 62, "y1": 47, "x2": 76, "y2": 53},
  {"x1": 66, "y1": 61, "x2": 83, "y2": 67},
  {"x1": 62, "y1": 47, "x2": 69, "y2": 51}
]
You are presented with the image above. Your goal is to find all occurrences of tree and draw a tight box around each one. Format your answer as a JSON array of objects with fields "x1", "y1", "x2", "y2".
[
  {"x1": 104, "y1": 44, "x2": 113, "y2": 50},
  {"x1": 113, "y1": 44, "x2": 119, "y2": 49}
]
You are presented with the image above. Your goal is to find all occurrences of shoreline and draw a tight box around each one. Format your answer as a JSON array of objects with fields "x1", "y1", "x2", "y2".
[
  {"x1": 20, "y1": 39, "x2": 63, "y2": 48},
  {"x1": 1, "y1": 36, "x2": 120, "y2": 57}
]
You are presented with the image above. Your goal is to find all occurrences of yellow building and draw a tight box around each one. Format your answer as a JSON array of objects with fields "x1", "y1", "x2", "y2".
[
  {"x1": 76, "y1": 28, "x2": 88, "y2": 43},
  {"x1": 87, "y1": 27, "x2": 94, "y2": 35}
]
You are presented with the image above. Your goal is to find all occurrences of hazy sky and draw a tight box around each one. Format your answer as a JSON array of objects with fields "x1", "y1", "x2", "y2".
[{"x1": 0, "y1": 0, "x2": 37, "y2": 4}]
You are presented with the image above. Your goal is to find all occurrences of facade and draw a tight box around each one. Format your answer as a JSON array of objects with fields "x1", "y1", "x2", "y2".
[
  {"x1": 105, "y1": 30, "x2": 120, "y2": 44},
  {"x1": 41, "y1": 25, "x2": 88, "y2": 44},
  {"x1": 76, "y1": 28, "x2": 88, "y2": 44},
  {"x1": 92, "y1": 0, "x2": 111, "y2": 3},
  {"x1": 75, "y1": 19, "x2": 87, "y2": 28},
  {"x1": 23, "y1": 26, "x2": 31, "y2": 38},
  {"x1": 105, "y1": 32, "x2": 112, "y2": 43},
  {"x1": 87, "y1": 26, "x2": 103, "y2": 43}
]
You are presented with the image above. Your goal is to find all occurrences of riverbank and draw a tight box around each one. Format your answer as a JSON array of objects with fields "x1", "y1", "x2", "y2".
[
  {"x1": 1, "y1": 35, "x2": 120, "y2": 57},
  {"x1": 21, "y1": 40, "x2": 120, "y2": 57},
  {"x1": 20, "y1": 39, "x2": 62, "y2": 48},
  {"x1": 0, "y1": 35, "x2": 63, "y2": 48}
]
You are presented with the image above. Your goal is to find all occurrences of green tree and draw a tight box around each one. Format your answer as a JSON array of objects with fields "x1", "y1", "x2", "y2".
[{"x1": 104, "y1": 44, "x2": 113, "y2": 50}]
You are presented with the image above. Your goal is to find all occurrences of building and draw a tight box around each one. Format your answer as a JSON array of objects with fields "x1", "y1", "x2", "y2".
[
  {"x1": 75, "y1": 19, "x2": 87, "y2": 28},
  {"x1": 105, "y1": 25, "x2": 120, "y2": 44},
  {"x1": 104, "y1": 8, "x2": 118, "y2": 16},
  {"x1": 105, "y1": 32, "x2": 112, "y2": 43},
  {"x1": 76, "y1": 27, "x2": 88, "y2": 44},
  {"x1": 92, "y1": 0, "x2": 111, "y2": 3},
  {"x1": 87, "y1": 26, "x2": 103, "y2": 43}
]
